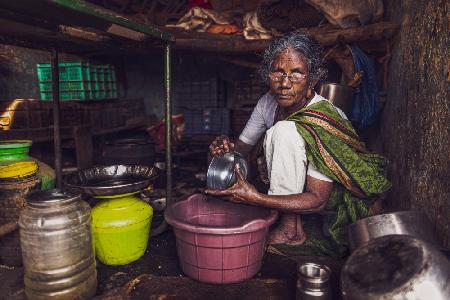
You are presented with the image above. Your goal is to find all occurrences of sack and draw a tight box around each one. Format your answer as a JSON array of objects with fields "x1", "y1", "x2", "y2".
[{"x1": 305, "y1": 0, "x2": 383, "y2": 28}]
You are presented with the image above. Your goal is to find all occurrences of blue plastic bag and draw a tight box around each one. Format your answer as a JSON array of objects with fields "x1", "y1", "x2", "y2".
[{"x1": 350, "y1": 45, "x2": 380, "y2": 130}]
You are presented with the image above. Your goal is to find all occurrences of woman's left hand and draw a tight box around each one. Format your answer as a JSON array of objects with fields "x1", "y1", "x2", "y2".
[{"x1": 205, "y1": 165, "x2": 259, "y2": 204}]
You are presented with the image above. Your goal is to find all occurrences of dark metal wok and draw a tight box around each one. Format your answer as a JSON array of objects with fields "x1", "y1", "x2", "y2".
[{"x1": 65, "y1": 165, "x2": 159, "y2": 197}]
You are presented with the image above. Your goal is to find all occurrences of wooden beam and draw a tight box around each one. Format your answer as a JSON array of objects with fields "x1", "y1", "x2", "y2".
[{"x1": 171, "y1": 22, "x2": 400, "y2": 53}]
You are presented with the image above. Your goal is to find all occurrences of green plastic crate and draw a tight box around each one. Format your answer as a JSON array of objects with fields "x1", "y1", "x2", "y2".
[
  {"x1": 109, "y1": 65, "x2": 116, "y2": 81},
  {"x1": 98, "y1": 90, "x2": 106, "y2": 99},
  {"x1": 37, "y1": 62, "x2": 92, "y2": 82},
  {"x1": 102, "y1": 65, "x2": 113, "y2": 82},
  {"x1": 97, "y1": 66, "x2": 105, "y2": 90},
  {"x1": 38, "y1": 81, "x2": 91, "y2": 92},
  {"x1": 40, "y1": 90, "x2": 91, "y2": 101},
  {"x1": 90, "y1": 66, "x2": 98, "y2": 86}
]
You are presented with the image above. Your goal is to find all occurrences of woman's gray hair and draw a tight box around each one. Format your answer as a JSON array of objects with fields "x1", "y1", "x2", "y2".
[{"x1": 259, "y1": 31, "x2": 327, "y2": 85}]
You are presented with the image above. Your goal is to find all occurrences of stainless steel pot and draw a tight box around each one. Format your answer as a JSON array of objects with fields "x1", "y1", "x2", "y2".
[
  {"x1": 347, "y1": 210, "x2": 439, "y2": 252},
  {"x1": 296, "y1": 262, "x2": 332, "y2": 300},
  {"x1": 207, "y1": 151, "x2": 248, "y2": 189},
  {"x1": 318, "y1": 82, "x2": 355, "y2": 117},
  {"x1": 341, "y1": 235, "x2": 450, "y2": 300}
]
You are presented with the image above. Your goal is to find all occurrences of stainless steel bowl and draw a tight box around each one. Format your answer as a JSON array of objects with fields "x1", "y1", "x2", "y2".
[
  {"x1": 347, "y1": 210, "x2": 440, "y2": 252},
  {"x1": 206, "y1": 152, "x2": 248, "y2": 189},
  {"x1": 64, "y1": 164, "x2": 159, "y2": 197},
  {"x1": 341, "y1": 235, "x2": 450, "y2": 300}
]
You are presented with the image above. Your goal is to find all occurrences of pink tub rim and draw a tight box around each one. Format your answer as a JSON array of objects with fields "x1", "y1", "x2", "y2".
[{"x1": 164, "y1": 194, "x2": 278, "y2": 235}]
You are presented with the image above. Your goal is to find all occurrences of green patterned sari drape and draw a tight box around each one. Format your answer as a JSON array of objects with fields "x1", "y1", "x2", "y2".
[{"x1": 285, "y1": 100, "x2": 391, "y2": 256}]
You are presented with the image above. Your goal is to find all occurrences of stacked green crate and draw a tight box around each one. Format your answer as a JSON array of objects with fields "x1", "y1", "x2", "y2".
[
  {"x1": 102, "y1": 65, "x2": 111, "y2": 99},
  {"x1": 109, "y1": 65, "x2": 118, "y2": 98},
  {"x1": 89, "y1": 66, "x2": 98, "y2": 100},
  {"x1": 36, "y1": 62, "x2": 93, "y2": 101},
  {"x1": 96, "y1": 65, "x2": 106, "y2": 99},
  {"x1": 102, "y1": 65, "x2": 117, "y2": 99}
]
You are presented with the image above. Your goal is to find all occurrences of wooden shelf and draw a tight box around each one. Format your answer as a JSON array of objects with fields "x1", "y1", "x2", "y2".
[
  {"x1": 0, "y1": 0, "x2": 173, "y2": 54},
  {"x1": 0, "y1": 119, "x2": 148, "y2": 143},
  {"x1": 164, "y1": 22, "x2": 399, "y2": 54}
]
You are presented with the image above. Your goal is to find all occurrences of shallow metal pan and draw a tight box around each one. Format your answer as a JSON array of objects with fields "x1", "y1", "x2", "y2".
[{"x1": 65, "y1": 164, "x2": 159, "y2": 197}]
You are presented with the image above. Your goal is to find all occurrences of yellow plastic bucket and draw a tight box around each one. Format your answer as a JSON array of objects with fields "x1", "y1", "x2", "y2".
[
  {"x1": 0, "y1": 161, "x2": 38, "y2": 179},
  {"x1": 91, "y1": 194, "x2": 153, "y2": 265}
]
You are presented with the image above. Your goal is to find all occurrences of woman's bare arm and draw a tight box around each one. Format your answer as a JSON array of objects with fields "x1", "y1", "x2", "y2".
[{"x1": 205, "y1": 166, "x2": 333, "y2": 213}]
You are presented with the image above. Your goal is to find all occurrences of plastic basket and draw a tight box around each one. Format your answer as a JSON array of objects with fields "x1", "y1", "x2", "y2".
[
  {"x1": 37, "y1": 62, "x2": 92, "y2": 82},
  {"x1": 39, "y1": 90, "x2": 91, "y2": 101},
  {"x1": 38, "y1": 81, "x2": 91, "y2": 92}
]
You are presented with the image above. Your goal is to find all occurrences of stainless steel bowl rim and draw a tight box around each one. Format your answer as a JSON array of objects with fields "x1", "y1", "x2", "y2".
[
  {"x1": 298, "y1": 262, "x2": 331, "y2": 280},
  {"x1": 347, "y1": 210, "x2": 440, "y2": 252}
]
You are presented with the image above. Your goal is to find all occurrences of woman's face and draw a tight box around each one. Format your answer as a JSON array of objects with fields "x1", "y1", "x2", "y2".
[{"x1": 269, "y1": 47, "x2": 310, "y2": 110}]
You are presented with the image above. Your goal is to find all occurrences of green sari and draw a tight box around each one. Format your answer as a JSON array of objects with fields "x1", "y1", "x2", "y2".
[{"x1": 280, "y1": 100, "x2": 391, "y2": 257}]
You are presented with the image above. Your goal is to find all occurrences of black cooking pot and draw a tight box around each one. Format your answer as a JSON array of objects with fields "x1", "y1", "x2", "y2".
[{"x1": 101, "y1": 136, "x2": 156, "y2": 166}]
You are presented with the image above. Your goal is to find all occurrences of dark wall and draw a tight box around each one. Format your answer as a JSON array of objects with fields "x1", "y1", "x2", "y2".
[
  {"x1": 382, "y1": 0, "x2": 449, "y2": 246},
  {"x1": 0, "y1": 45, "x2": 85, "y2": 101},
  {"x1": 0, "y1": 45, "x2": 253, "y2": 119},
  {"x1": 0, "y1": 45, "x2": 50, "y2": 100},
  {"x1": 123, "y1": 52, "x2": 253, "y2": 118}
]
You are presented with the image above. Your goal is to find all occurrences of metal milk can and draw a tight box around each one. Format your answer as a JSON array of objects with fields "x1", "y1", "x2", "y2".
[{"x1": 19, "y1": 189, "x2": 97, "y2": 300}]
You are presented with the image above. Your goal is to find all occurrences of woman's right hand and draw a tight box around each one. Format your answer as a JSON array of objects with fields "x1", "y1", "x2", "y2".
[{"x1": 208, "y1": 135, "x2": 235, "y2": 156}]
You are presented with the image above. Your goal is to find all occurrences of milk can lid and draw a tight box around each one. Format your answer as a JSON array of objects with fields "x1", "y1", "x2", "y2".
[{"x1": 28, "y1": 188, "x2": 81, "y2": 206}]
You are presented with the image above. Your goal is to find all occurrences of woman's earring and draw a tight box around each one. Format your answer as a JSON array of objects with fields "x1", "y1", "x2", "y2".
[{"x1": 306, "y1": 88, "x2": 313, "y2": 99}]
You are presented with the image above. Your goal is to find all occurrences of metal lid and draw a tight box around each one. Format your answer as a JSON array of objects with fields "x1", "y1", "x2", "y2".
[{"x1": 27, "y1": 188, "x2": 81, "y2": 207}]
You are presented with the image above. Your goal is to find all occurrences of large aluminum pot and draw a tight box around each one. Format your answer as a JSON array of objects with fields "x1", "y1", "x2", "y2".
[
  {"x1": 347, "y1": 210, "x2": 439, "y2": 252},
  {"x1": 319, "y1": 82, "x2": 355, "y2": 117},
  {"x1": 341, "y1": 235, "x2": 450, "y2": 300}
]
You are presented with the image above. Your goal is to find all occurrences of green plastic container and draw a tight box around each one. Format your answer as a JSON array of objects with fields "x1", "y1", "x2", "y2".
[
  {"x1": 91, "y1": 194, "x2": 153, "y2": 265},
  {"x1": 0, "y1": 140, "x2": 55, "y2": 189},
  {"x1": 37, "y1": 62, "x2": 117, "y2": 101},
  {"x1": 0, "y1": 140, "x2": 37, "y2": 179},
  {"x1": 110, "y1": 65, "x2": 117, "y2": 81},
  {"x1": 38, "y1": 81, "x2": 91, "y2": 92},
  {"x1": 37, "y1": 62, "x2": 92, "y2": 82},
  {"x1": 39, "y1": 90, "x2": 91, "y2": 101},
  {"x1": 37, "y1": 62, "x2": 94, "y2": 101}
]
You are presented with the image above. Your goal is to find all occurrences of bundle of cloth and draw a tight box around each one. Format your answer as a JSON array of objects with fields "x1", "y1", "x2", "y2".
[
  {"x1": 257, "y1": 0, "x2": 325, "y2": 32},
  {"x1": 243, "y1": 11, "x2": 273, "y2": 40},
  {"x1": 167, "y1": 6, "x2": 273, "y2": 40},
  {"x1": 166, "y1": 7, "x2": 240, "y2": 34},
  {"x1": 305, "y1": 0, "x2": 384, "y2": 28}
]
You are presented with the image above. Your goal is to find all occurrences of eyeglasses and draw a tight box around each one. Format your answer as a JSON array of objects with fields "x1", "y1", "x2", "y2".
[{"x1": 268, "y1": 72, "x2": 307, "y2": 83}]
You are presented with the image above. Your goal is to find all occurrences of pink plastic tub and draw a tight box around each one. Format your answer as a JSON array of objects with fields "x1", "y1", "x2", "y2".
[{"x1": 165, "y1": 194, "x2": 278, "y2": 284}]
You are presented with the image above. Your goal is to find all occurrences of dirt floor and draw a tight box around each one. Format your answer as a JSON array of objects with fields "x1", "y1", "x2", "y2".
[
  {"x1": 0, "y1": 149, "x2": 345, "y2": 299},
  {"x1": 0, "y1": 228, "x2": 344, "y2": 299}
]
